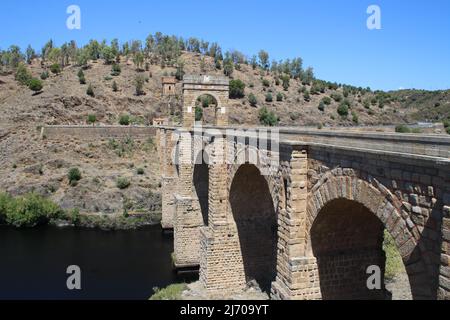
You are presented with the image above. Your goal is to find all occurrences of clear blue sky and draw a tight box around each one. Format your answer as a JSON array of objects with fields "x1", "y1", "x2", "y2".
[{"x1": 1, "y1": 0, "x2": 449, "y2": 91}]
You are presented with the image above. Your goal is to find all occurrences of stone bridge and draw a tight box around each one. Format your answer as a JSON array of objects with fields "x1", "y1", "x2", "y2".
[{"x1": 155, "y1": 75, "x2": 450, "y2": 300}]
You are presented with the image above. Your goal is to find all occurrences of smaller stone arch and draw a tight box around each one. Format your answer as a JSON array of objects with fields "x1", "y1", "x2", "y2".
[{"x1": 182, "y1": 75, "x2": 229, "y2": 128}]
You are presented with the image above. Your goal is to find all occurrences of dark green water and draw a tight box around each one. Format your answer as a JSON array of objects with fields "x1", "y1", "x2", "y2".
[{"x1": 0, "y1": 225, "x2": 197, "y2": 300}]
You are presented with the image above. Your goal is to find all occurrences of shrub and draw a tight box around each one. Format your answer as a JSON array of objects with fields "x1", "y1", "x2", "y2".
[
  {"x1": 395, "y1": 124, "x2": 411, "y2": 133},
  {"x1": 40, "y1": 71, "x2": 49, "y2": 80},
  {"x1": 117, "y1": 177, "x2": 131, "y2": 189},
  {"x1": 276, "y1": 92, "x2": 283, "y2": 102},
  {"x1": 87, "y1": 114, "x2": 96, "y2": 125},
  {"x1": 248, "y1": 93, "x2": 258, "y2": 107},
  {"x1": 318, "y1": 101, "x2": 325, "y2": 112},
  {"x1": 134, "y1": 75, "x2": 145, "y2": 96},
  {"x1": 137, "y1": 168, "x2": 145, "y2": 175},
  {"x1": 68, "y1": 168, "x2": 82, "y2": 184},
  {"x1": 4, "y1": 193, "x2": 63, "y2": 228},
  {"x1": 259, "y1": 107, "x2": 279, "y2": 126},
  {"x1": 15, "y1": 63, "x2": 32, "y2": 85},
  {"x1": 111, "y1": 63, "x2": 121, "y2": 76},
  {"x1": 351, "y1": 111, "x2": 359, "y2": 123},
  {"x1": 331, "y1": 92, "x2": 343, "y2": 102},
  {"x1": 112, "y1": 81, "x2": 118, "y2": 92},
  {"x1": 119, "y1": 114, "x2": 130, "y2": 126},
  {"x1": 262, "y1": 79, "x2": 270, "y2": 87},
  {"x1": 150, "y1": 283, "x2": 187, "y2": 300},
  {"x1": 303, "y1": 91, "x2": 311, "y2": 102},
  {"x1": 383, "y1": 230, "x2": 404, "y2": 280},
  {"x1": 322, "y1": 96, "x2": 332, "y2": 105},
  {"x1": 28, "y1": 78, "x2": 43, "y2": 92},
  {"x1": 77, "y1": 69, "x2": 86, "y2": 84},
  {"x1": 337, "y1": 103, "x2": 349, "y2": 117},
  {"x1": 265, "y1": 93, "x2": 273, "y2": 102},
  {"x1": 86, "y1": 84, "x2": 95, "y2": 97},
  {"x1": 229, "y1": 79, "x2": 245, "y2": 99},
  {"x1": 50, "y1": 63, "x2": 61, "y2": 74}
]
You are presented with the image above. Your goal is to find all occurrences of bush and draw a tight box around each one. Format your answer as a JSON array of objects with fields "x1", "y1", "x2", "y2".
[
  {"x1": 322, "y1": 96, "x2": 332, "y2": 105},
  {"x1": 318, "y1": 101, "x2": 325, "y2": 112},
  {"x1": 262, "y1": 79, "x2": 270, "y2": 87},
  {"x1": 276, "y1": 92, "x2": 283, "y2": 102},
  {"x1": 303, "y1": 91, "x2": 311, "y2": 102},
  {"x1": 383, "y1": 230, "x2": 404, "y2": 280},
  {"x1": 134, "y1": 75, "x2": 145, "y2": 96},
  {"x1": 112, "y1": 81, "x2": 118, "y2": 92},
  {"x1": 137, "y1": 168, "x2": 145, "y2": 175},
  {"x1": 40, "y1": 71, "x2": 49, "y2": 80},
  {"x1": 265, "y1": 93, "x2": 273, "y2": 102},
  {"x1": 150, "y1": 283, "x2": 187, "y2": 300},
  {"x1": 4, "y1": 193, "x2": 63, "y2": 228},
  {"x1": 351, "y1": 111, "x2": 359, "y2": 124},
  {"x1": 195, "y1": 106, "x2": 203, "y2": 121},
  {"x1": 15, "y1": 63, "x2": 32, "y2": 85},
  {"x1": 111, "y1": 63, "x2": 121, "y2": 76},
  {"x1": 229, "y1": 79, "x2": 245, "y2": 99},
  {"x1": 78, "y1": 69, "x2": 86, "y2": 84},
  {"x1": 248, "y1": 93, "x2": 257, "y2": 107},
  {"x1": 395, "y1": 124, "x2": 411, "y2": 133},
  {"x1": 87, "y1": 114, "x2": 96, "y2": 125},
  {"x1": 119, "y1": 114, "x2": 130, "y2": 126},
  {"x1": 28, "y1": 78, "x2": 43, "y2": 92},
  {"x1": 259, "y1": 107, "x2": 279, "y2": 126},
  {"x1": 86, "y1": 84, "x2": 95, "y2": 97},
  {"x1": 337, "y1": 103, "x2": 349, "y2": 117},
  {"x1": 331, "y1": 92, "x2": 343, "y2": 102},
  {"x1": 117, "y1": 177, "x2": 131, "y2": 189},
  {"x1": 50, "y1": 63, "x2": 61, "y2": 74},
  {"x1": 68, "y1": 168, "x2": 82, "y2": 185}
]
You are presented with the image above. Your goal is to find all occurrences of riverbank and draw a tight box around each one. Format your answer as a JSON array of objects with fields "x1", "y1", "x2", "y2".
[{"x1": 0, "y1": 192, "x2": 162, "y2": 231}]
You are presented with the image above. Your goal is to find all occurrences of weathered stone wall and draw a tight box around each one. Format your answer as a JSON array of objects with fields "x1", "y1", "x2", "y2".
[{"x1": 41, "y1": 125, "x2": 156, "y2": 140}]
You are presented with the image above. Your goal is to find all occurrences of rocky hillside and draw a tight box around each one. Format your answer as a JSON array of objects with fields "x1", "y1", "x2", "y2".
[{"x1": 0, "y1": 45, "x2": 449, "y2": 222}]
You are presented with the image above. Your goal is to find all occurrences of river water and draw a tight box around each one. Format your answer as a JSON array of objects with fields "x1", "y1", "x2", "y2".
[{"x1": 0, "y1": 225, "x2": 197, "y2": 300}]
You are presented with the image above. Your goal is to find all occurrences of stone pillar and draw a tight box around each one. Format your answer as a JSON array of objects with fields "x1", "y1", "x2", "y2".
[
  {"x1": 438, "y1": 166, "x2": 450, "y2": 300},
  {"x1": 199, "y1": 135, "x2": 246, "y2": 295},
  {"x1": 173, "y1": 130, "x2": 203, "y2": 267},
  {"x1": 182, "y1": 91, "x2": 195, "y2": 129},
  {"x1": 160, "y1": 129, "x2": 178, "y2": 229},
  {"x1": 215, "y1": 91, "x2": 229, "y2": 127},
  {"x1": 271, "y1": 147, "x2": 321, "y2": 300}
]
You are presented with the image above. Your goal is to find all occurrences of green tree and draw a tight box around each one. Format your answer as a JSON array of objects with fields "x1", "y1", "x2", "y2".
[
  {"x1": 258, "y1": 50, "x2": 270, "y2": 70},
  {"x1": 229, "y1": 79, "x2": 245, "y2": 99},
  {"x1": 26, "y1": 45, "x2": 35, "y2": 64},
  {"x1": 265, "y1": 93, "x2": 273, "y2": 102},
  {"x1": 102, "y1": 46, "x2": 115, "y2": 64},
  {"x1": 133, "y1": 52, "x2": 144, "y2": 71},
  {"x1": 111, "y1": 63, "x2": 121, "y2": 76},
  {"x1": 195, "y1": 106, "x2": 203, "y2": 121},
  {"x1": 337, "y1": 102, "x2": 349, "y2": 117},
  {"x1": 77, "y1": 69, "x2": 86, "y2": 84},
  {"x1": 50, "y1": 63, "x2": 61, "y2": 74},
  {"x1": 259, "y1": 107, "x2": 279, "y2": 126},
  {"x1": 134, "y1": 74, "x2": 145, "y2": 95},
  {"x1": 276, "y1": 92, "x2": 283, "y2": 102}
]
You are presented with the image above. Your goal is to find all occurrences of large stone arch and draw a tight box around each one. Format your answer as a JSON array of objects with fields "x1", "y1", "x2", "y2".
[
  {"x1": 227, "y1": 163, "x2": 279, "y2": 292},
  {"x1": 306, "y1": 172, "x2": 436, "y2": 299}
]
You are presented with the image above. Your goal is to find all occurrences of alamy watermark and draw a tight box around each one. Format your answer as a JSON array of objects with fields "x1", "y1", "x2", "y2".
[
  {"x1": 66, "y1": 5, "x2": 81, "y2": 30},
  {"x1": 167, "y1": 124, "x2": 280, "y2": 176},
  {"x1": 66, "y1": 265, "x2": 81, "y2": 290},
  {"x1": 367, "y1": 5, "x2": 382, "y2": 30}
]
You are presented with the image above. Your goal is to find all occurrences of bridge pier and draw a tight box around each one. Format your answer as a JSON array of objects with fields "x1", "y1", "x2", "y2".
[{"x1": 158, "y1": 129, "x2": 178, "y2": 229}]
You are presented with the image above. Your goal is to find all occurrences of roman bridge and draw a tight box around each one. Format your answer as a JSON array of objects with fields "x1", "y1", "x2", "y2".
[{"x1": 155, "y1": 75, "x2": 450, "y2": 300}]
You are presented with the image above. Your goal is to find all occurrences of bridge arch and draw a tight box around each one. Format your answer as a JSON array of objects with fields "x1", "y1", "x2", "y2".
[
  {"x1": 228, "y1": 163, "x2": 279, "y2": 293},
  {"x1": 306, "y1": 173, "x2": 436, "y2": 300}
]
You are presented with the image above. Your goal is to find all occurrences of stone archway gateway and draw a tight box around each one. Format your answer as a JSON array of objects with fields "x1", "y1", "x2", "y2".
[{"x1": 182, "y1": 75, "x2": 229, "y2": 127}]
